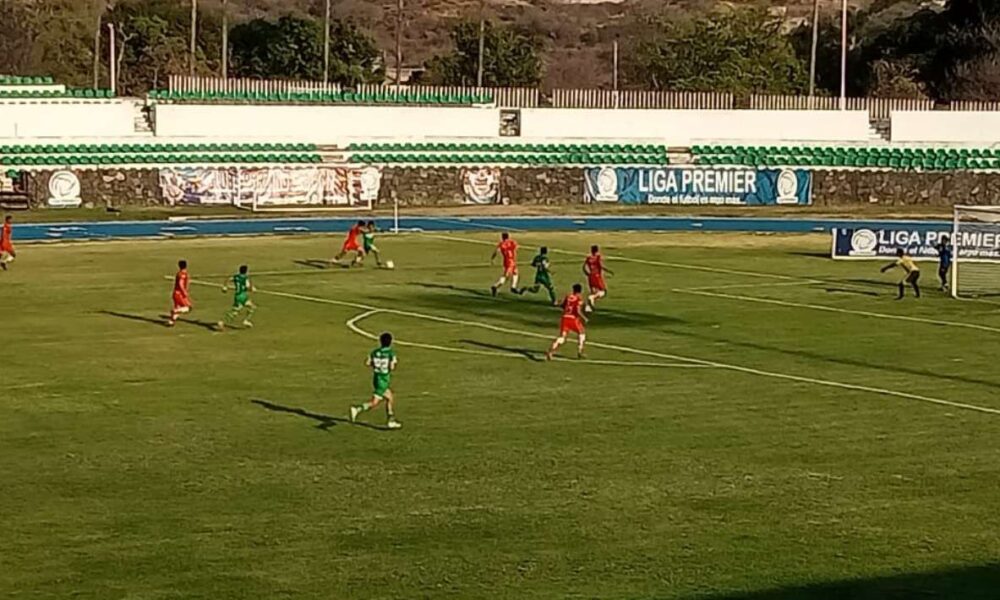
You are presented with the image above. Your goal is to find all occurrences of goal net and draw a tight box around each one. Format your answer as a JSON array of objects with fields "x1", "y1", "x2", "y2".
[
  {"x1": 952, "y1": 205, "x2": 1000, "y2": 298},
  {"x1": 231, "y1": 166, "x2": 379, "y2": 213}
]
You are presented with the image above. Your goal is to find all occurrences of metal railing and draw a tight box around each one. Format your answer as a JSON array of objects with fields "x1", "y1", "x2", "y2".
[
  {"x1": 169, "y1": 75, "x2": 342, "y2": 95},
  {"x1": 356, "y1": 83, "x2": 539, "y2": 107}
]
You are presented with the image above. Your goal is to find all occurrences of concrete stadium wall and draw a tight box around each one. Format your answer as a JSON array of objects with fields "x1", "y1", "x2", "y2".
[
  {"x1": 518, "y1": 109, "x2": 873, "y2": 143},
  {"x1": 0, "y1": 101, "x2": 140, "y2": 139},
  {"x1": 153, "y1": 105, "x2": 501, "y2": 140},
  {"x1": 17, "y1": 166, "x2": 1000, "y2": 209},
  {"x1": 890, "y1": 111, "x2": 1000, "y2": 144}
]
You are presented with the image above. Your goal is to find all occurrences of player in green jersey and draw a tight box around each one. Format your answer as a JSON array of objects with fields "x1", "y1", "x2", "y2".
[
  {"x1": 513, "y1": 246, "x2": 558, "y2": 305},
  {"x1": 217, "y1": 265, "x2": 257, "y2": 330},
  {"x1": 350, "y1": 332, "x2": 401, "y2": 429},
  {"x1": 360, "y1": 220, "x2": 385, "y2": 268}
]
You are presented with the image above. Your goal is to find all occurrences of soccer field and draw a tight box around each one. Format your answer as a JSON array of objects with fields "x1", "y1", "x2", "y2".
[{"x1": 3, "y1": 230, "x2": 1000, "y2": 599}]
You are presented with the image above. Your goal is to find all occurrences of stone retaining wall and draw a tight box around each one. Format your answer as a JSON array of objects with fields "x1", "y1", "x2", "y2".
[{"x1": 14, "y1": 167, "x2": 1000, "y2": 209}]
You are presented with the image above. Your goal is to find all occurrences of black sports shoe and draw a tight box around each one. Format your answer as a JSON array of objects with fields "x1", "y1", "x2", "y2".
[{"x1": 491, "y1": 286, "x2": 498, "y2": 297}]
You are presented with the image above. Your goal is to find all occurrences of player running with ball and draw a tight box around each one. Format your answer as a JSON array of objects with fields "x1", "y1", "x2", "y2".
[
  {"x1": 217, "y1": 265, "x2": 257, "y2": 330},
  {"x1": 350, "y1": 332, "x2": 402, "y2": 429},
  {"x1": 490, "y1": 232, "x2": 519, "y2": 296},
  {"x1": 514, "y1": 246, "x2": 558, "y2": 305},
  {"x1": 583, "y1": 245, "x2": 613, "y2": 312},
  {"x1": 546, "y1": 283, "x2": 589, "y2": 360},
  {"x1": 331, "y1": 220, "x2": 367, "y2": 267}
]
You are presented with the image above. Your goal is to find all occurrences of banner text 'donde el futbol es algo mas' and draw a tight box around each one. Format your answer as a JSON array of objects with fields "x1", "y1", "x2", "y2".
[
  {"x1": 832, "y1": 226, "x2": 1000, "y2": 260},
  {"x1": 585, "y1": 167, "x2": 812, "y2": 206}
]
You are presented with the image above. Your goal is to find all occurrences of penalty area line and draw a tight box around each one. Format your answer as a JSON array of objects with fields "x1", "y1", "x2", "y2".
[
  {"x1": 674, "y1": 288, "x2": 1000, "y2": 335},
  {"x1": 346, "y1": 309, "x2": 711, "y2": 369},
  {"x1": 188, "y1": 279, "x2": 1000, "y2": 417}
]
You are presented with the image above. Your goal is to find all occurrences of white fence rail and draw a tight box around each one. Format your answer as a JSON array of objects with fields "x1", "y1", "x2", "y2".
[
  {"x1": 551, "y1": 89, "x2": 734, "y2": 109},
  {"x1": 169, "y1": 75, "x2": 342, "y2": 95},
  {"x1": 357, "y1": 84, "x2": 539, "y2": 107}
]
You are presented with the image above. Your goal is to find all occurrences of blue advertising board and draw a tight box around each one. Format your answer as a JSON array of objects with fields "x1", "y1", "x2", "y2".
[
  {"x1": 831, "y1": 225, "x2": 1000, "y2": 261},
  {"x1": 584, "y1": 167, "x2": 812, "y2": 206}
]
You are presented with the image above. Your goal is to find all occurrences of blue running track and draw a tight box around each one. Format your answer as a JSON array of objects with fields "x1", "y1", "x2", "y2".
[{"x1": 15, "y1": 215, "x2": 950, "y2": 242}]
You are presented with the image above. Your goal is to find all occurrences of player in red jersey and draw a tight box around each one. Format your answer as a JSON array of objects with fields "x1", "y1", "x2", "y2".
[
  {"x1": 490, "y1": 232, "x2": 520, "y2": 296},
  {"x1": 331, "y1": 220, "x2": 367, "y2": 266},
  {"x1": 546, "y1": 283, "x2": 589, "y2": 360},
  {"x1": 0, "y1": 215, "x2": 15, "y2": 270},
  {"x1": 167, "y1": 260, "x2": 192, "y2": 327},
  {"x1": 583, "y1": 245, "x2": 613, "y2": 312}
]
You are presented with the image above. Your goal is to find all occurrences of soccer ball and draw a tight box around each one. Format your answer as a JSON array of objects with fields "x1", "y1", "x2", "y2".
[{"x1": 385, "y1": 260, "x2": 395, "y2": 270}]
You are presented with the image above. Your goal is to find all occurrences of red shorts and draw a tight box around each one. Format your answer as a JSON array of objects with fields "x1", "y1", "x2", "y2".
[
  {"x1": 342, "y1": 238, "x2": 361, "y2": 253},
  {"x1": 503, "y1": 263, "x2": 518, "y2": 277},
  {"x1": 588, "y1": 275, "x2": 606, "y2": 292},
  {"x1": 172, "y1": 292, "x2": 192, "y2": 310},
  {"x1": 0, "y1": 241, "x2": 13, "y2": 253},
  {"x1": 559, "y1": 315, "x2": 584, "y2": 336}
]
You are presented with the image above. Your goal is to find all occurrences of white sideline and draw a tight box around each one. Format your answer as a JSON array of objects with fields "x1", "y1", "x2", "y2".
[
  {"x1": 675, "y1": 288, "x2": 1000, "y2": 335},
  {"x1": 426, "y1": 232, "x2": 1000, "y2": 334},
  {"x1": 188, "y1": 278, "x2": 1000, "y2": 416},
  {"x1": 346, "y1": 309, "x2": 711, "y2": 369}
]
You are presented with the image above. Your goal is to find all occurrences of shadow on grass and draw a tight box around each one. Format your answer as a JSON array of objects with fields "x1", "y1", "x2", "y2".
[
  {"x1": 100, "y1": 310, "x2": 218, "y2": 332},
  {"x1": 664, "y1": 325, "x2": 1000, "y2": 391},
  {"x1": 293, "y1": 259, "x2": 332, "y2": 270},
  {"x1": 689, "y1": 562, "x2": 1000, "y2": 600},
  {"x1": 250, "y1": 398, "x2": 390, "y2": 432},
  {"x1": 458, "y1": 339, "x2": 544, "y2": 362},
  {"x1": 389, "y1": 285, "x2": 687, "y2": 329}
]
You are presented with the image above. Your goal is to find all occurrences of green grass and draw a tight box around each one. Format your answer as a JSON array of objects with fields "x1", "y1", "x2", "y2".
[{"x1": 3, "y1": 231, "x2": 1000, "y2": 599}]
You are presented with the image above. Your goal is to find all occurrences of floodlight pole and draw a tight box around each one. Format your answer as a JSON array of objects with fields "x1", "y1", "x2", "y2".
[
  {"x1": 395, "y1": 0, "x2": 404, "y2": 86},
  {"x1": 108, "y1": 23, "x2": 117, "y2": 94},
  {"x1": 808, "y1": 0, "x2": 819, "y2": 105},
  {"x1": 323, "y1": 0, "x2": 331, "y2": 84},
  {"x1": 221, "y1": 0, "x2": 228, "y2": 79},
  {"x1": 839, "y1": 0, "x2": 848, "y2": 110},
  {"x1": 189, "y1": 0, "x2": 198, "y2": 76},
  {"x1": 476, "y1": 0, "x2": 485, "y2": 88}
]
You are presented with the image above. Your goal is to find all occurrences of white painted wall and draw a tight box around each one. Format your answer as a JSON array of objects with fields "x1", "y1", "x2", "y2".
[
  {"x1": 519, "y1": 109, "x2": 872, "y2": 143},
  {"x1": 154, "y1": 105, "x2": 501, "y2": 140},
  {"x1": 0, "y1": 101, "x2": 139, "y2": 138},
  {"x1": 890, "y1": 111, "x2": 1000, "y2": 144}
]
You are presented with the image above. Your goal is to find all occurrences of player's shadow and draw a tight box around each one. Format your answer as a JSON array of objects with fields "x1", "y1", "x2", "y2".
[
  {"x1": 391, "y1": 288, "x2": 687, "y2": 329},
  {"x1": 99, "y1": 310, "x2": 218, "y2": 331},
  {"x1": 294, "y1": 259, "x2": 333, "y2": 270},
  {"x1": 250, "y1": 398, "x2": 390, "y2": 432},
  {"x1": 409, "y1": 282, "x2": 502, "y2": 301},
  {"x1": 458, "y1": 339, "x2": 544, "y2": 362}
]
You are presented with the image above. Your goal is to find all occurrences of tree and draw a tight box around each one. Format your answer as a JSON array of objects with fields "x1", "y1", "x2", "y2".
[
  {"x1": 0, "y1": 0, "x2": 38, "y2": 75},
  {"x1": 426, "y1": 21, "x2": 542, "y2": 87},
  {"x1": 624, "y1": 8, "x2": 808, "y2": 95},
  {"x1": 230, "y1": 15, "x2": 381, "y2": 85},
  {"x1": 109, "y1": 0, "x2": 201, "y2": 94}
]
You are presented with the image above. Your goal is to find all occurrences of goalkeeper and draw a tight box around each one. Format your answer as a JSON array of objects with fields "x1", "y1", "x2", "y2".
[
  {"x1": 514, "y1": 246, "x2": 558, "y2": 305},
  {"x1": 880, "y1": 248, "x2": 921, "y2": 300}
]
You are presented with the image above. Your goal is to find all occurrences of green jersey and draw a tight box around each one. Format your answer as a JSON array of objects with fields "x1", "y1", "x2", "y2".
[
  {"x1": 531, "y1": 253, "x2": 552, "y2": 284},
  {"x1": 369, "y1": 346, "x2": 397, "y2": 396},
  {"x1": 362, "y1": 230, "x2": 376, "y2": 251},
  {"x1": 231, "y1": 273, "x2": 250, "y2": 306}
]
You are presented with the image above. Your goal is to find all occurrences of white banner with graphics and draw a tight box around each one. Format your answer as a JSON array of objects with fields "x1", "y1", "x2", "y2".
[
  {"x1": 47, "y1": 170, "x2": 83, "y2": 208},
  {"x1": 462, "y1": 167, "x2": 501, "y2": 204},
  {"x1": 159, "y1": 167, "x2": 381, "y2": 207}
]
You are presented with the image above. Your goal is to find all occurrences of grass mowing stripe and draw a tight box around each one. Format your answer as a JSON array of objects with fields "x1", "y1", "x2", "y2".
[
  {"x1": 675, "y1": 288, "x2": 1000, "y2": 335},
  {"x1": 188, "y1": 279, "x2": 1000, "y2": 417},
  {"x1": 347, "y1": 309, "x2": 713, "y2": 369}
]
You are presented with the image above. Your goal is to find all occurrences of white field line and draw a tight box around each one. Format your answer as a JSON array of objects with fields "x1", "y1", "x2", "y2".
[
  {"x1": 681, "y1": 280, "x2": 823, "y2": 292},
  {"x1": 675, "y1": 288, "x2": 1000, "y2": 335},
  {"x1": 187, "y1": 279, "x2": 1000, "y2": 416},
  {"x1": 425, "y1": 233, "x2": 1000, "y2": 332},
  {"x1": 424, "y1": 233, "x2": 802, "y2": 281},
  {"x1": 423, "y1": 217, "x2": 527, "y2": 233},
  {"x1": 346, "y1": 309, "x2": 710, "y2": 369}
]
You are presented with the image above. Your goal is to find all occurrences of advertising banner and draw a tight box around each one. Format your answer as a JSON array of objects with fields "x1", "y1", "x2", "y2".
[
  {"x1": 584, "y1": 167, "x2": 812, "y2": 206},
  {"x1": 462, "y1": 167, "x2": 501, "y2": 204},
  {"x1": 832, "y1": 225, "x2": 1000, "y2": 260},
  {"x1": 160, "y1": 167, "x2": 381, "y2": 207}
]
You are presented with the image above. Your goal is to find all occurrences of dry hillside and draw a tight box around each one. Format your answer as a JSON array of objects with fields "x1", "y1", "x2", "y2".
[{"x1": 196, "y1": 0, "x2": 841, "y2": 88}]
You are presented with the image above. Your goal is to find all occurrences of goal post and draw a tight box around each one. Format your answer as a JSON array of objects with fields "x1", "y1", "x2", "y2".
[{"x1": 951, "y1": 205, "x2": 1000, "y2": 298}]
